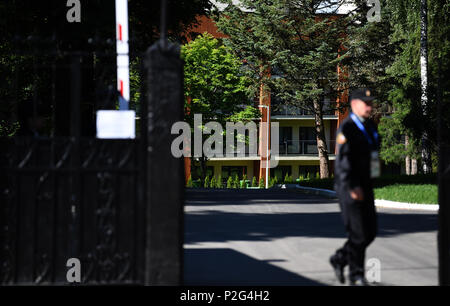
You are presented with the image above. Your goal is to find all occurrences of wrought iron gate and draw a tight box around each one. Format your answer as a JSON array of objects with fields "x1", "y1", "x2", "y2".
[
  {"x1": 1, "y1": 39, "x2": 184, "y2": 285},
  {"x1": 1, "y1": 138, "x2": 145, "y2": 284}
]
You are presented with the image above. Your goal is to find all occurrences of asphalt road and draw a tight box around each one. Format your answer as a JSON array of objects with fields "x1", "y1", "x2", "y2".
[{"x1": 184, "y1": 189, "x2": 438, "y2": 286}]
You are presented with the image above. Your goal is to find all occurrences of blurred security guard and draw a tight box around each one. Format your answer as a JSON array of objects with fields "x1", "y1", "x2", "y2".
[{"x1": 330, "y1": 88, "x2": 380, "y2": 286}]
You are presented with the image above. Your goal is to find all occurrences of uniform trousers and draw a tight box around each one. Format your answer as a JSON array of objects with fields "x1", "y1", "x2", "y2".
[{"x1": 333, "y1": 184, "x2": 377, "y2": 279}]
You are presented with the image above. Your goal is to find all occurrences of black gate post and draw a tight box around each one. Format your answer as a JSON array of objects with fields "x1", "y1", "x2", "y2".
[
  {"x1": 143, "y1": 11, "x2": 185, "y2": 284},
  {"x1": 438, "y1": 145, "x2": 450, "y2": 285},
  {"x1": 437, "y1": 59, "x2": 450, "y2": 285},
  {"x1": 437, "y1": 57, "x2": 450, "y2": 286}
]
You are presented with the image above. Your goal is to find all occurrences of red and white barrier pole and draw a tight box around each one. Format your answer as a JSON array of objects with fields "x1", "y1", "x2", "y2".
[{"x1": 115, "y1": 0, "x2": 130, "y2": 109}]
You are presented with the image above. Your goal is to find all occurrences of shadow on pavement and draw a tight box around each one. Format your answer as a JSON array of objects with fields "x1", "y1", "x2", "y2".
[
  {"x1": 185, "y1": 189, "x2": 437, "y2": 244},
  {"x1": 184, "y1": 248, "x2": 326, "y2": 286},
  {"x1": 185, "y1": 210, "x2": 437, "y2": 244}
]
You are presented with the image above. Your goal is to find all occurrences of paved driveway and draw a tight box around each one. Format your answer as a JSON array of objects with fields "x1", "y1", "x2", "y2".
[{"x1": 184, "y1": 189, "x2": 438, "y2": 286}]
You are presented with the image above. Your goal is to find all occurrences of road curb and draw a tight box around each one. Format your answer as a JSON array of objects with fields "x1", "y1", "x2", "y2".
[
  {"x1": 374, "y1": 199, "x2": 438, "y2": 211},
  {"x1": 294, "y1": 185, "x2": 439, "y2": 211},
  {"x1": 293, "y1": 185, "x2": 338, "y2": 199}
]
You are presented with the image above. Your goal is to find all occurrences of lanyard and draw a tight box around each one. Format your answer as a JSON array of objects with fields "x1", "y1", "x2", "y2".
[{"x1": 350, "y1": 113, "x2": 379, "y2": 147}]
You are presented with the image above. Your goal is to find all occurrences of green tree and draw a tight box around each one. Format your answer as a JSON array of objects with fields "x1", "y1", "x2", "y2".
[
  {"x1": 377, "y1": 0, "x2": 450, "y2": 173},
  {"x1": 214, "y1": 0, "x2": 374, "y2": 178},
  {"x1": 181, "y1": 33, "x2": 257, "y2": 180}
]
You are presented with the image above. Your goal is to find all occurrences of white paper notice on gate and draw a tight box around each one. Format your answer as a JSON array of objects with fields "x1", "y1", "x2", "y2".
[{"x1": 96, "y1": 110, "x2": 135, "y2": 139}]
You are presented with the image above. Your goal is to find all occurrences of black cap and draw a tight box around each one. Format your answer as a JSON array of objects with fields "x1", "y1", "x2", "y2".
[{"x1": 349, "y1": 88, "x2": 376, "y2": 102}]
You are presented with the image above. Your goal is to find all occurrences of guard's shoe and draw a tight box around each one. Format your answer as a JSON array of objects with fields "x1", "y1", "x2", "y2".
[
  {"x1": 349, "y1": 276, "x2": 369, "y2": 286},
  {"x1": 329, "y1": 255, "x2": 345, "y2": 284}
]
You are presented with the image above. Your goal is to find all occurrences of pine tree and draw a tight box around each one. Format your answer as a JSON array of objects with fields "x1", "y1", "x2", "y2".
[
  {"x1": 241, "y1": 174, "x2": 248, "y2": 188},
  {"x1": 232, "y1": 175, "x2": 239, "y2": 189},
  {"x1": 273, "y1": 175, "x2": 278, "y2": 186},
  {"x1": 214, "y1": 1, "x2": 374, "y2": 179},
  {"x1": 259, "y1": 177, "x2": 265, "y2": 189},
  {"x1": 210, "y1": 176, "x2": 217, "y2": 188},
  {"x1": 252, "y1": 176, "x2": 257, "y2": 187},
  {"x1": 227, "y1": 176, "x2": 233, "y2": 189},
  {"x1": 217, "y1": 175, "x2": 223, "y2": 188}
]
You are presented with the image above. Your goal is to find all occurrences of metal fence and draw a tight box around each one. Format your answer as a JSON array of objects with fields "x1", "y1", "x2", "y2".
[{"x1": 0, "y1": 38, "x2": 184, "y2": 285}]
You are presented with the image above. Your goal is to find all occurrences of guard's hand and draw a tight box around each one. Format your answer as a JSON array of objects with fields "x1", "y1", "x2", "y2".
[{"x1": 350, "y1": 187, "x2": 364, "y2": 201}]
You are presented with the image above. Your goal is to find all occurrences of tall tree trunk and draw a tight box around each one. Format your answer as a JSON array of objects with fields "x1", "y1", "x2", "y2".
[
  {"x1": 411, "y1": 158, "x2": 418, "y2": 175},
  {"x1": 405, "y1": 135, "x2": 411, "y2": 175},
  {"x1": 420, "y1": 0, "x2": 432, "y2": 173},
  {"x1": 313, "y1": 99, "x2": 330, "y2": 178}
]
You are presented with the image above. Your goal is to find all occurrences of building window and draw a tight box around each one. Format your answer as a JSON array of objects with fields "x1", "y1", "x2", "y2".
[
  {"x1": 299, "y1": 127, "x2": 318, "y2": 154},
  {"x1": 279, "y1": 127, "x2": 293, "y2": 154},
  {"x1": 221, "y1": 166, "x2": 247, "y2": 180},
  {"x1": 191, "y1": 165, "x2": 214, "y2": 180}
]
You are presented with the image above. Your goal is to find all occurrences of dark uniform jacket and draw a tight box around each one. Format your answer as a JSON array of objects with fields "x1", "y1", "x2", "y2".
[{"x1": 334, "y1": 114, "x2": 380, "y2": 196}]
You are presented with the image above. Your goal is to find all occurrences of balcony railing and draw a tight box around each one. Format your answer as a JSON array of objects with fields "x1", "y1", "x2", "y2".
[
  {"x1": 278, "y1": 140, "x2": 336, "y2": 155},
  {"x1": 204, "y1": 139, "x2": 337, "y2": 158},
  {"x1": 271, "y1": 104, "x2": 336, "y2": 116}
]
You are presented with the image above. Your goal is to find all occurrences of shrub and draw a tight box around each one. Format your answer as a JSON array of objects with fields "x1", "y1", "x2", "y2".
[
  {"x1": 186, "y1": 175, "x2": 193, "y2": 188},
  {"x1": 252, "y1": 176, "x2": 257, "y2": 187},
  {"x1": 226, "y1": 176, "x2": 233, "y2": 188},
  {"x1": 284, "y1": 174, "x2": 293, "y2": 184},
  {"x1": 259, "y1": 177, "x2": 265, "y2": 188},
  {"x1": 210, "y1": 176, "x2": 217, "y2": 188},
  {"x1": 241, "y1": 174, "x2": 248, "y2": 188},
  {"x1": 233, "y1": 175, "x2": 239, "y2": 189},
  {"x1": 204, "y1": 175, "x2": 210, "y2": 188},
  {"x1": 217, "y1": 175, "x2": 223, "y2": 188}
]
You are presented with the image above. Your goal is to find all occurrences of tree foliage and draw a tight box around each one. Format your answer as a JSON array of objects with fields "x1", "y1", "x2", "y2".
[
  {"x1": 181, "y1": 33, "x2": 256, "y2": 125},
  {"x1": 377, "y1": 0, "x2": 450, "y2": 168},
  {"x1": 213, "y1": 0, "x2": 380, "y2": 178}
]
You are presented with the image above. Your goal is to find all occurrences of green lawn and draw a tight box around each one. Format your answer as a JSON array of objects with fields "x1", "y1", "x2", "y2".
[
  {"x1": 374, "y1": 184, "x2": 438, "y2": 204},
  {"x1": 297, "y1": 174, "x2": 439, "y2": 204}
]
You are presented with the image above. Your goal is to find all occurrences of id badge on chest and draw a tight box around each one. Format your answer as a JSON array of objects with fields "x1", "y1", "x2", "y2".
[{"x1": 371, "y1": 151, "x2": 380, "y2": 178}]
